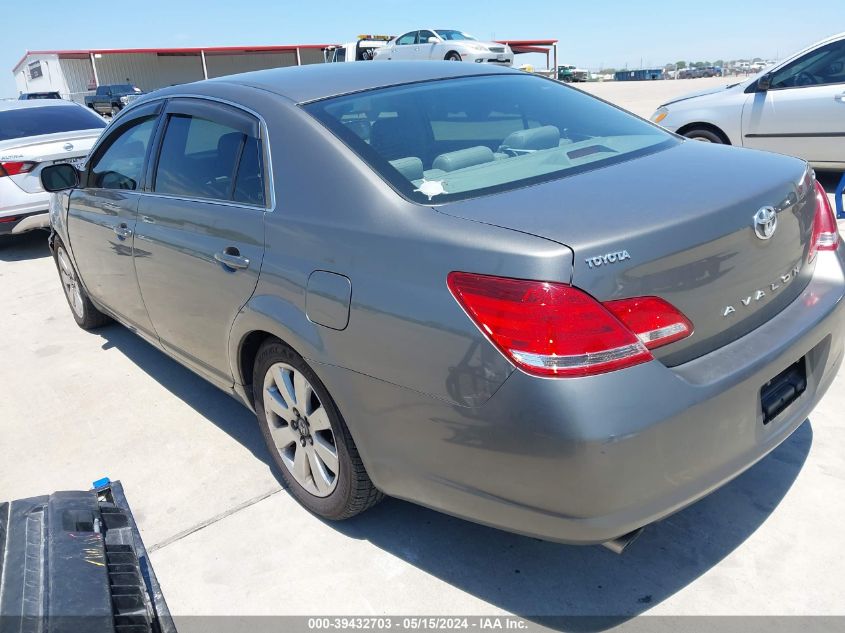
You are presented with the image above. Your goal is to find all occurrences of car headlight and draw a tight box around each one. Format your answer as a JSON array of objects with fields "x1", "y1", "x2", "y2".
[
  {"x1": 651, "y1": 107, "x2": 669, "y2": 124},
  {"x1": 466, "y1": 43, "x2": 488, "y2": 52},
  {"x1": 120, "y1": 96, "x2": 130, "y2": 105}
]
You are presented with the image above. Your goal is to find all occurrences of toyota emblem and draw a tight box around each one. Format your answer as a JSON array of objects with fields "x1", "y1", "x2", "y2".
[{"x1": 753, "y1": 206, "x2": 777, "y2": 240}]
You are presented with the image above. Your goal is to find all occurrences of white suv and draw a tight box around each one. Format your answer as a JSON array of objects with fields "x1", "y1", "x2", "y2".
[{"x1": 652, "y1": 32, "x2": 845, "y2": 169}]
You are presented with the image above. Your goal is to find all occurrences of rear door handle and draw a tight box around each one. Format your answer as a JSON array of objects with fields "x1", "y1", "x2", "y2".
[
  {"x1": 214, "y1": 248, "x2": 250, "y2": 270},
  {"x1": 113, "y1": 224, "x2": 132, "y2": 239}
]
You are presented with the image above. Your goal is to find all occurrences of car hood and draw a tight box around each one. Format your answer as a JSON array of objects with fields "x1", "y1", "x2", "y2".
[{"x1": 659, "y1": 80, "x2": 748, "y2": 107}]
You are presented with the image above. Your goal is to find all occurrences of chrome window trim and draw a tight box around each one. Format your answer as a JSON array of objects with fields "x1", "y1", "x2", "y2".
[
  {"x1": 92, "y1": 93, "x2": 276, "y2": 213},
  {"x1": 133, "y1": 191, "x2": 267, "y2": 212}
]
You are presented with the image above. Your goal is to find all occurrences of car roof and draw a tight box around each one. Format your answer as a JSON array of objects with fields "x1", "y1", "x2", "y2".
[
  {"x1": 0, "y1": 99, "x2": 83, "y2": 112},
  {"x1": 202, "y1": 61, "x2": 520, "y2": 104}
]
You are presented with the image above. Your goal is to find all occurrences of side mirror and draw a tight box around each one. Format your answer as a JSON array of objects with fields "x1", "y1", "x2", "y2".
[
  {"x1": 427, "y1": 37, "x2": 439, "y2": 44},
  {"x1": 757, "y1": 73, "x2": 772, "y2": 91},
  {"x1": 41, "y1": 163, "x2": 80, "y2": 192}
]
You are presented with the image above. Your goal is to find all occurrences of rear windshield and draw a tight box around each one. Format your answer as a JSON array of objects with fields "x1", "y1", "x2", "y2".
[
  {"x1": 304, "y1": 74, "x2": 677, "y2": 204},
  {"x1": 0, "y1": 106, "x2": 106, "y2": 142}
]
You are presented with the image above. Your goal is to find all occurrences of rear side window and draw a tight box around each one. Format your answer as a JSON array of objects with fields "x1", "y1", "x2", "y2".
[
  {"x1": 153, "y1": 114, "x2": 264, "y2": 205},
  {"x1": 90, "y1": 116, "x2": 157, "y2": 190},
  {"x1": 304, "y1": 74, "x2": 676, "y2": 204},
  {"x1": 0, "y1": 105, "x2": 106, "y2": 142}
]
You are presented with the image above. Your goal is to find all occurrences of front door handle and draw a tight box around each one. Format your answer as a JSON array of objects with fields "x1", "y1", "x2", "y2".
[
  {"x1": 214, "y1": 247, "x2": 250, "y2": 270},
  {"x1": 835, "y1": 92, "x2": 845, "y2": 103},
  {"x1": 113, "y1": 223, "x2": 132, "y2": 239}
]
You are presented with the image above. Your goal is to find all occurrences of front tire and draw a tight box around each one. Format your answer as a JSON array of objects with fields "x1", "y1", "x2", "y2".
[
  {"x1": 445, "y1": 51, "x2": 462, "y2": 61},
  {"x1": 253, "y1": 339, "x2": 382, "y2": 520},
  {"x1": 682, "y1": 127, "x2": 725, "y2": 143},
  {"x1": 54, "y1": 241, "x2": 111, "y2": 329}
]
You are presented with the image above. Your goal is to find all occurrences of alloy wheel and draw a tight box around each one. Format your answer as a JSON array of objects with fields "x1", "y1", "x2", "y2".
[
  {"x1": 262, "y1": 362, "x2": 339, "y2": 497},
  {"x1": 57, "y1": 247, "x2": 84, "y2": 318}
]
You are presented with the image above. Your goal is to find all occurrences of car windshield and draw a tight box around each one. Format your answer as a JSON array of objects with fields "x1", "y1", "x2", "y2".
[
  {"x1": 0, "y1": 106, "x2": 106, "y2": 142},
  {"x1": 304, "y1": 74, "x2": 677, "y2": 204},
  {"x1": 435, "y1": 30, "x2": 475, "y2": 41}
]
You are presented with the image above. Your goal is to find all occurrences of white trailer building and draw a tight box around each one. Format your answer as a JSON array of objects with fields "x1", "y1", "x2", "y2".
[{"x1": 12, "y1": 44, "x2": 332, "y2": 102}]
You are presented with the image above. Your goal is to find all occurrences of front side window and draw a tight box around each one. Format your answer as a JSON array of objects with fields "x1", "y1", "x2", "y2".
[
  {"x1": 396, "y1": 32, "x2": 417, "y2": 46},
  {"x1": 770, "y1": 39, "x2": 845, "y2": 88},
  {"x1": 305, "y1": 74, "x2": 676, "y2": 204},
  {"x1": 154, "y1": 113, "x2": 264, "y2": 205},
  {"x1": 90, "y1": 116, "x2": 157, "y2": 190},
  {"x1": 334, "y1": 47, "x2": 346, "y2": 62},
  {"x1": 419, "y1": 30, "x2": 437, "y2": 42}
]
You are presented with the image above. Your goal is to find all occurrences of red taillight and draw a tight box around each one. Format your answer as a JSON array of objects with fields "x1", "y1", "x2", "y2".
[
  {"x1": 447, "y1": 272, "x2": 693, "y2": 378},
  {"x1": 809, "y1": 180, "x2": 840, "y2": 262},
  {"x1": 604, "y1": 296, "x2": 694, "y2": 349},
  {"x1": 0, "y1": 161, "x2": 37, "y2": 177}
]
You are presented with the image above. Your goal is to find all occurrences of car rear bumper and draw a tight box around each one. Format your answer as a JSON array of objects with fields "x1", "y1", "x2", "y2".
[
  {"x1": 319, "y1": 248, "x2": 845, "y2": 545},
  {"x1": 0, "y1": 211, "x2": 50, "y2": 235}
]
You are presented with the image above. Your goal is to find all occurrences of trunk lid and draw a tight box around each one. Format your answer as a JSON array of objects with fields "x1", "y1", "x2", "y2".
[
  {"x1": 0, "y1": 130, "x2": 101, "y2": 194},
  {"x1": 436, "y1": 141, "x2": 815, "y2": 366}
]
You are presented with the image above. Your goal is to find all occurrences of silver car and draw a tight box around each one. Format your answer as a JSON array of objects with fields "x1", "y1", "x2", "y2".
[
  {"x1": 41, "y1": 62, "x2": 844, "y2": 551},
  {"x1": 652, "y1": 32, "x2": 845, "y2": 169},
  {"x1": 0, "y1": 100, "x2": 105, "y2": 238}
]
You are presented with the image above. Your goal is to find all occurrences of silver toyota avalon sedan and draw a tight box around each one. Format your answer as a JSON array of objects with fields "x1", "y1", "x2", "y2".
[{"x1": 41, "y1": 62, "x2": 844, "y2": 551}]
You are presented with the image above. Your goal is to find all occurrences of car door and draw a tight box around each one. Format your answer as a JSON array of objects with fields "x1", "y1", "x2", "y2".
[
  {"x1": 743, "y1": 37, "x2": 845, "y2": 164},
  {"x1": 66, "y1": 100, "x2": 163, "y2": 338},
  {"x1": 134, "y1": 98, "x2": 267, "y2": 388},
  {"x1": 392, "y1": 32, "x2": 419, "y2": 60},
  {"x1": 417, "y1": 30, "x2": 439, "y2": 60}
]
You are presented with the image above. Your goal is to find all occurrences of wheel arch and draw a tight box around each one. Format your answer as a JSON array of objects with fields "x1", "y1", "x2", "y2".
[
  {"x1": 229, "y1": 293, "x2": 327, "y2": 407},
  {"x1": 444, "y1": 50, "x2": 461, "y2": 60},
  {"x1": 676, "y1": 121, "x2": 732, "y2": 144}
]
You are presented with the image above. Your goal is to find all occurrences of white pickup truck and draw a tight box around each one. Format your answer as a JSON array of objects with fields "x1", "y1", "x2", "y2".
[{"x1": 325, "y1": 35, "x2": 392, "y2": 63}]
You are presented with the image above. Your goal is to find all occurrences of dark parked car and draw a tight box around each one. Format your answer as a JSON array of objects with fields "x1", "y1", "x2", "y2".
[
  {"x1": 18, "y1": 91, "x2": 62, "y2": 100},
  {"x1": 84, "y1": 84, "x2": 143, "y2": 116},
  {"x1": 41, "y1": 63, "x2": 844, "y2": 552}
]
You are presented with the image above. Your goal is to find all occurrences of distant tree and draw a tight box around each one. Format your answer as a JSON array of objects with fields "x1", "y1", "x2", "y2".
[
  {"x1": 675, "y1": 60, "x2": 687, "y2": 70},
  {"x1": 664, "y1": 63, "x2": 676, "y2": 71},
  {"x1": 714, "y1": 59, "x2": 724, "y2": 67},
  {"x1": 693, "y1": 61, "x2": 706, "y2": 68},
  {"x1": 753, "y1": 57, "x2": 762, "y2": 63},
  {"x1": 598, "y1": 68, "x2": 617, "y2": 75}
]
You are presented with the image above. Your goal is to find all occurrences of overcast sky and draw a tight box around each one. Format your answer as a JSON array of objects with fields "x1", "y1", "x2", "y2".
[{"x1": 4, "y1": 0, "x2": 845, "y2": 97}]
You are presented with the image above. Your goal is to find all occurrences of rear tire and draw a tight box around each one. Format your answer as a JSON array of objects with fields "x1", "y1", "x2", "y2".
[
  {"x1": 445, "y1": 52, "x2": 462, "y2": 61},
  {"x1": 682, "y1": 127, "x2": 725, "y2": 143},
  {"x1": 253, "y1": 339, "x2": 382, "y2": 520},
  {"x1": 53, "y1": 240, "x2": 111, "y2": 330}
]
